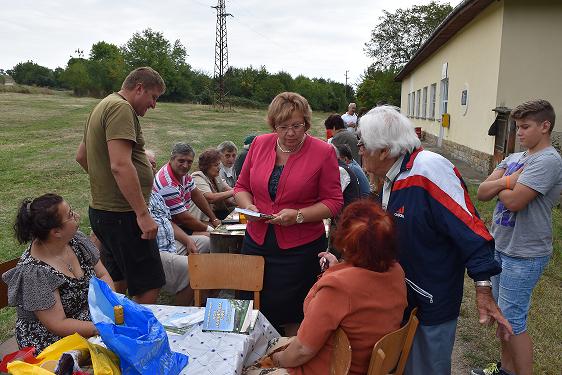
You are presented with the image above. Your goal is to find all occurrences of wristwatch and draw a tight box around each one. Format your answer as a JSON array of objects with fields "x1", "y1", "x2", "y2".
[
  {"x1": 296, "y1": 210, "x2": 304, "y2": 224},
  {"x1": 474, "y1": 280, "x2": 492, "y2": 288}
]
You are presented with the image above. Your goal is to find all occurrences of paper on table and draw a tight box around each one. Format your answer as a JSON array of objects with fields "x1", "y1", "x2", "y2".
[
  {"x1": 226, "y1": 224, "x2": 247, "y2": 231},
  {"x1": 161, "y1": 310, "x2": 205, "y2": 335},
  {"x1": 234, "y1": 207, "x2": 274, "y2": 219}
]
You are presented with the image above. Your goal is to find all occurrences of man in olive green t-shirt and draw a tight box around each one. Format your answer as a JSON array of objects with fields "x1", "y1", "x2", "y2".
[{"x1": 76, "y1": 67, "x2": 166, "y2": 304}]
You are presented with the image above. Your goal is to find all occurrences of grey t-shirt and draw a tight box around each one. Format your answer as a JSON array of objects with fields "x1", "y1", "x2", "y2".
[{"x1": 492, "y1": 146, "x2": 562, "y2": 257}]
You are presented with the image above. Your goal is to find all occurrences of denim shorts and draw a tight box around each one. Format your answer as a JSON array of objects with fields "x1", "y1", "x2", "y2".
[{"x1": 492, "y1": 251, "x2": 550, "y2": 335}]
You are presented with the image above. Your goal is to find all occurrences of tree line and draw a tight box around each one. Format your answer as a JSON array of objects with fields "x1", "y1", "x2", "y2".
[
  {"x1": 5, "y1": 2, "x2": 453, "y2": 112},
  {"x1": 5, "y1": 29, "x2": 352, "y2": 112}
]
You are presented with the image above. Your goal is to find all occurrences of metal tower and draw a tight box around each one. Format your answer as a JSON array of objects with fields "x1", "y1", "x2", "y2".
[{"x1": 212, "y1": 0, "x2": 232, "y2": 109}]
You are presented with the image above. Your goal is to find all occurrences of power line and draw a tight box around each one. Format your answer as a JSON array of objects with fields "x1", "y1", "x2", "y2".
[{"x1": 212, "y1": 0, "x2": 232, "y2": 109}]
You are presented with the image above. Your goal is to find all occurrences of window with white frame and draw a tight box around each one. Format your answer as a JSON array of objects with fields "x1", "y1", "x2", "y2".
[
  {"x1": 415, "y1": 89, "x2": 421, "y2": 118},
  {"x1": 422, "y1": 86, "x2": 428, "y2": 119},
  {"x1": 429, "y1": 83, "x2": 437, "y2": 119},
  {"x1": 406, "y1": 93, "x2": 412, "y2": 116},
  {"x1": 440, "y1": 78, "x2": 449, "y2": 115}
]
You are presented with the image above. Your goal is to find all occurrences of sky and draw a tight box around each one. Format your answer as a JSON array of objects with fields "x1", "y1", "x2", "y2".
[{"x1": 0, "y1": 0, "x2": 462, "y2": 86}]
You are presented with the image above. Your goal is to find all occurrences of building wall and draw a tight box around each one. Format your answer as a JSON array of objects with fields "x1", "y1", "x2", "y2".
[
  {"x1": 400, "y1": 1, "x2": 505, "y2": 161},
  {"x1": 497, "y1": 0, "x2": 562, "y2": 151}
]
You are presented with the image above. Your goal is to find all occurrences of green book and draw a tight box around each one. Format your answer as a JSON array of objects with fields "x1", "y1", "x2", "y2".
[{"x1": 202, "y1": 298, "x2": 257, "y2": 334}]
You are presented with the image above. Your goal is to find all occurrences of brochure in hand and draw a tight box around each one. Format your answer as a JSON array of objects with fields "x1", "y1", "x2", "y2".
[
  {"x1": 234, "y1": 207, "x2": 275, "y2": 220},
  {"x1": 202, "y1": 298, "x2": 258, "y2": 334}
]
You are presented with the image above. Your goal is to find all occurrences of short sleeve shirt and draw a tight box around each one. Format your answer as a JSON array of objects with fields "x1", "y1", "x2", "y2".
[
  {"x1": 492, "y1": 146, "x2": 562, "y2": 257},
  {"x1": 189, "y1": 171, "x2": 230, "y2": 221},
  {"x1": 83, "y1": 93, "x2": 153, "y2": 211},
  {"x1": 153, "y1": 163, "x2": 196, "y2": 216},
  {"x1": 291, "y1": 262, "x2": 407, "y2": 375},
  {"x1": 149, "y1": 192, "x2": 177, "y2": 253}
]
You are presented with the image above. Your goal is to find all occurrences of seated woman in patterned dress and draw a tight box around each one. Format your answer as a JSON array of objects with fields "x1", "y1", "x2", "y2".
[
  {"x1": 244, "y1": 200, "x2": 407, "y2": 375},
  {"x1": 2, "y1": 193, "x2": 114, "y2": 352}
]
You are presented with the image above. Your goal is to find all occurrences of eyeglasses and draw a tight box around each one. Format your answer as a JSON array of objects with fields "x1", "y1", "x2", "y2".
[
  {"x1": 62, "y1": 207, "x2": 79, "y2": 223},
  {"x1": 275, "y1": 123, "x2": 305, "y2": 133},
  {"x1": 357, "y1": 139, "x2": 365, "y2": 149}
]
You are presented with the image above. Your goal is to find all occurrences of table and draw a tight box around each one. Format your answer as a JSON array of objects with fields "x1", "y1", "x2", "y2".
[
  {"x1": 210, "y1": 224, "x2": 246, "y2": 254},
  {"x1": 149, "y1": 305, "x2": 280, "y2": 375}
]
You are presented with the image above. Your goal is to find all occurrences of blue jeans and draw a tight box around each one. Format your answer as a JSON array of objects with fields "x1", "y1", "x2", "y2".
[{"x1": 492, "y1": 251, "x2": 550, "y2": 335}]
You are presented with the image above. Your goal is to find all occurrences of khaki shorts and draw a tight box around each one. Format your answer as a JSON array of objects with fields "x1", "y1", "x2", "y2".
[
  {"x1": 160, "y1": 249, "x2": 189, "y2": 294},
  {"x1": 160, "y1": 236, "x2": 211, "y2": 294}
]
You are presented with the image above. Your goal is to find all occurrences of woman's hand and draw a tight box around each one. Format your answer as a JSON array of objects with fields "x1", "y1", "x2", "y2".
[
  {"x1": 244, "y1": 204, "x2": 263, "y2": 222},
  {"x1": 267, "y1": 208, "x2": 298, "y2": 226},
  {"x1": 318, "y1": 251, "x2": 338, "y2": 270}
]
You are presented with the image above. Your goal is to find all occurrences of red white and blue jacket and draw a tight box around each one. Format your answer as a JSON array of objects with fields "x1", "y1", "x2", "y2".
[{"x1": 388, "y1": 148, "x2": 501, "y2": 325}]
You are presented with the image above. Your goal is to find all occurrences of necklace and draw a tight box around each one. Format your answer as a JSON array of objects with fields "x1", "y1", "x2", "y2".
[
  {"x1": 277, "y1": 135, "x2": 306, "y2": 153},
  {"x1": 40, "y1": 241, "x2": 75, "y2": 275}
]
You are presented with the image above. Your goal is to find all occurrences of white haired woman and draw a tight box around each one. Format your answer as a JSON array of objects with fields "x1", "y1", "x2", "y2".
[{"x1": 358, "y1": 106, "x2": 511, "y2": 374}]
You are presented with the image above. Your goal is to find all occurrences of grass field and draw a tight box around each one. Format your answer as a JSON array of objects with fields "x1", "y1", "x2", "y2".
[{"x1": 0, "y1": 90, "x2": 560, "y2": 373}]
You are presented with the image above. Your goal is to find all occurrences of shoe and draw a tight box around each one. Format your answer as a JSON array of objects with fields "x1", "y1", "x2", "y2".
[{"x1": 470, "y1": 362, "x2": 504, "y2": 375}]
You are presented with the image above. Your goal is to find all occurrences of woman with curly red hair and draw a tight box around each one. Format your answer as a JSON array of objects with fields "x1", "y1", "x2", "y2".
[{"x1": 244, "y1": 199, "x2": 407, "y2": 375}]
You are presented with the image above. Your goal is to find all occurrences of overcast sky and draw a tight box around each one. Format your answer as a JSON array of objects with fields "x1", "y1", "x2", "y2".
[{"x1": 0, "y1": 0, "x2": 461, "y2": 86}]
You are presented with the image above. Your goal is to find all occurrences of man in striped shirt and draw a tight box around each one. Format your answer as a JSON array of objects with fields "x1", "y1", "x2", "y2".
[{"x1": 153, "y1": 143, "x2": 221, "y2": 235}]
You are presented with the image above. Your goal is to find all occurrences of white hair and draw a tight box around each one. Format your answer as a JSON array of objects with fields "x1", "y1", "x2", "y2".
[{"x1": 359, "y1": 105, "x2": 421, "y2": 158}]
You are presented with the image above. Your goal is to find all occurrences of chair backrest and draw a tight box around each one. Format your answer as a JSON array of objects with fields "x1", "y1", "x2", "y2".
[
  {"x1": 330, "y1": 327, "x2": 352, "y2": 375},
  {"x1": 367, "y1": 308, "x2": 419, "y2": 375},
  {"x1": 0, "y1": 258, "x2": 19, "y2": 309},
  {"x1": 188, "y1": 253, "x2": 264, "y2": 309}
]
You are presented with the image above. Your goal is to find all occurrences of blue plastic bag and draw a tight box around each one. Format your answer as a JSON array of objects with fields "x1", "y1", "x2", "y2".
[{"x1": 88, "y1": 277, "x2": 188, "y2": 375}]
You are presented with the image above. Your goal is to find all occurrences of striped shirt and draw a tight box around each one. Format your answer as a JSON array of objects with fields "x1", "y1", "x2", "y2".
[{"x1": 152, "y1": 163, "x2": 195, "y2": 216}]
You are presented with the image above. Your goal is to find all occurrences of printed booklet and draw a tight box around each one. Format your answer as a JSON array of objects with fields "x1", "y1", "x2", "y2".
[{"x1": 202, "y1": 298, "x2": 258, "y2": 334}]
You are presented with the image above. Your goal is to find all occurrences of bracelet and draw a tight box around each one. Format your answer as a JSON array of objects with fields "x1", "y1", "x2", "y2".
[
  {"x1": 475, "y1": 280, "x2": 492, "y2": 288},
  {"x1": 505, "y1": 175, "x2": 510, "y2": 190}
]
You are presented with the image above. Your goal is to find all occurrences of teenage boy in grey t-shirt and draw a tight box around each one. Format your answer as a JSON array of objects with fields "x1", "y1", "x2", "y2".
[{"x1": 474, "y1": 100, "x2": 562, "y2": 375}]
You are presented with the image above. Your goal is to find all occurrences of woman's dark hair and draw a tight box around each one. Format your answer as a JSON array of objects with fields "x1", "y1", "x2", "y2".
[
  {"x1": 324, "y1": 114, "x2": 345, "y2": 130},
  {"x1": 332, "y1": 199, "x2": 397, "y2": 272},
  {"x1": 14, "y1": 193, "x2": 64, "y2": 244},
  {"x1": 198, "y1": 148, "x2": 223, "y2": 174}
]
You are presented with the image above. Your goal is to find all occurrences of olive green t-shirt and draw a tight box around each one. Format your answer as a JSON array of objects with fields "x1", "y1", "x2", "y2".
[{"x1": 83, "y1": 93, "x2": 153, "y2": 211}]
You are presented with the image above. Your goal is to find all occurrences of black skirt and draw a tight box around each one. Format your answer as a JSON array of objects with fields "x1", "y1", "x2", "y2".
[{"x1": 241, "y1": 225, "x2": 327, "y2": 330}]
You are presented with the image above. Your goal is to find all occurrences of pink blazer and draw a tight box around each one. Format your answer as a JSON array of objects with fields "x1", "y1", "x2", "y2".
[{"x1": 234, "y1": 133, "x2": 343, "y2": 249}]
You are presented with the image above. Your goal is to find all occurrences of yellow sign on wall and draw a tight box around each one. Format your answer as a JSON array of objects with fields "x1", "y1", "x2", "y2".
[{"x1": 442, "y1": 113, "x2": 450, "y2": 128}]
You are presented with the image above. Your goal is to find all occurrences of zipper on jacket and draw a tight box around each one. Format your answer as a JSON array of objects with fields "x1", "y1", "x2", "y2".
[{"x1": 405, "y1": 278, "x2": 433, "y2": 304}]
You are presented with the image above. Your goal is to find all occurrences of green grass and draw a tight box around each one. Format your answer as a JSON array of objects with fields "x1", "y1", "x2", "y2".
[{"x1": 0, "y1": 91, "x2": 560, "y2": 373}]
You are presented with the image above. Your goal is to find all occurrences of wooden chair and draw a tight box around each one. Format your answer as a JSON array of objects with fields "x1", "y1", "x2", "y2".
[
  {"x1": 1, "y1": 258, "x2": 20, "y2": 358},
  {"x1": 367, "y1": 308, "x2": 419, "y2": 375},
  {"x1": 330, "y1": 327, "x2": 352, "y2": 375},
  {"x1": 188, "y1": 253, "x2": 264, "y2": 309}
]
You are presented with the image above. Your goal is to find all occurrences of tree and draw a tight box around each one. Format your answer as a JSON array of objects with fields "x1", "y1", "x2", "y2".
[
  {"x1": 356, "y1": 65, "x2": 401, "y2": 110},
  {"x1": 88, "y1": 41, "x2": 127, "y2": 96},
  {"x1": 365, "y1": 1, "x2": 452, "y2": 69},
  {"x1": 60, "y1": 58, "x2": 92, "y2": 96},
  {"x1": 7, "y1": 61, "x2": 56, "y2": 87},
  {"x1": 121, "y1": 28, "x2": 191, "y2": 101}
]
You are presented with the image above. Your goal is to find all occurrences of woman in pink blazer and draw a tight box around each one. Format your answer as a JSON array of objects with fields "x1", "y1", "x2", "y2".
[{"x1": 234, "y1": 92, "x2": 343, "y2": 335}]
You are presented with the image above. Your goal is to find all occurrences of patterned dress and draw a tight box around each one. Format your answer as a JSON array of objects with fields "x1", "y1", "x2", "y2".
[{"x1": 2, "y1": 231, "x2": 100, "y2": 352}]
